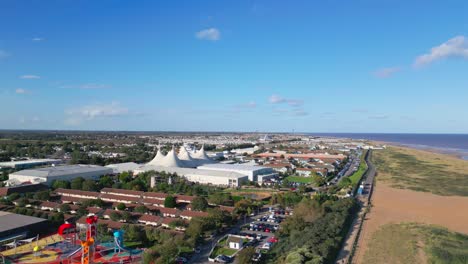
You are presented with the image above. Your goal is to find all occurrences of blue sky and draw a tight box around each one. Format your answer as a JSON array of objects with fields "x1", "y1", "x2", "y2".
[{"x1": 1, "y1": 0, "x2": 467, "y2": 133}]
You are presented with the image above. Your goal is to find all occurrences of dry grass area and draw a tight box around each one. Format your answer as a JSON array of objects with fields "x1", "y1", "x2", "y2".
[
  {"x1": 373, "y1": 146, "x2": 468, "y2": 196},
  {"x1": 355, "y1": 146, "x2": 468, "y2": 264},
  {"x1": 362, "y1": 223, "x2": 468, "y2": 264}
]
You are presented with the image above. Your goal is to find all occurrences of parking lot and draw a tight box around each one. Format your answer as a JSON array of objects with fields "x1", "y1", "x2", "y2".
[{"x1": 235, "y1": 208, "x2": 291, "y2": 261}]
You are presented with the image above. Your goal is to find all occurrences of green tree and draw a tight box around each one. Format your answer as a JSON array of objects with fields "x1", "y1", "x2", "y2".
[
  {"x1": 121, "y1": 211, "x2": 133, "y2": 223},
  {"x1": 164, "y1": 195, "x2": 177, "y2": 208},
  {"x1": 339, "y1": 177, "x2": 352, "y2": 188},
  {"x1": 33, "y1": 191, "x2": 50, "y2": 201},
  {"x1": 110, "y1": 211, "x2": 122, "y2": 221},
  {"x1": 99, "y1": 175, "x2": 114, "y2": 188},
  {"x1": 71, "y1": 177, "x2": 85, "y2": 190},
  {"x1": 117, "y1": 203, "x2": 126, "y2": 211},
  {"x1": 59, "y1": 203, "x2": 72, "y2": 213},
  {"x1": 82, "y1": 179, "x2": 97, "y2": 191},
  {"x1": 8, "y1": 192, "x2": 20, "y2": 201},
  {"x1": 119, "y1": 171, "x2": 132, "y2": 183},
  {"x1": 52, "y1": 180, "x2": 70, "y2": 189},
  {"x1": 16, "y1": 197, "x2": 29, "y2": 207},
  {"x1": 237, "y1": 246, "x2": 256, "y2": 264},
  {"x1": 313, "y1": 175, "x2": 326, "y2": 187},
  {"x1": 135, "y1": 205, "x2": 148, "y2": 214},
  {"x1": 191, "y1": 196, "x2": 208, "y2": 211}
]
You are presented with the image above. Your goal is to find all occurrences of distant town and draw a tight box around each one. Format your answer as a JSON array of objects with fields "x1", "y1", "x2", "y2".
[{"x1": 0, "y1": 131, "x2": 384, "y2": 264}]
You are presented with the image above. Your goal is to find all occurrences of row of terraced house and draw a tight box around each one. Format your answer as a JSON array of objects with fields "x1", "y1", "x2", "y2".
[{"x1": 53, "y1": 188, "x2": 234, "y2": 232}]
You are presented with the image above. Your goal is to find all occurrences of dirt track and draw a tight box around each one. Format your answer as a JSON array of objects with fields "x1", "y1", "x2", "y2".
[{"x1": 354, "y1": 182, "x2": 468, "y2": 263}]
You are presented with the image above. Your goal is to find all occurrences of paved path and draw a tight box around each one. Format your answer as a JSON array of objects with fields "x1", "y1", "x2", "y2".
[{"x1": 335, "y1": 150, "x2": 376, "y2": 264}]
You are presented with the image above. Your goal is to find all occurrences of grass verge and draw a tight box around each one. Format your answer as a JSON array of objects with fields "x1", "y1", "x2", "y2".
[
  {"x1": 286, "y1": 176, "x2": 314, "y2": 184},
  {"x1": 363, "y1": 222, "x2": 468, "y2": 264},
  {"x1": 373, "y1": 146, "x2": 468, "y2": 196}
]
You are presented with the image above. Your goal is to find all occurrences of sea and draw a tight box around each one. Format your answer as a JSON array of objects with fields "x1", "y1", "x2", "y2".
[{"x1": 308, "y1": 133, "x2": 468, "y2": 160}]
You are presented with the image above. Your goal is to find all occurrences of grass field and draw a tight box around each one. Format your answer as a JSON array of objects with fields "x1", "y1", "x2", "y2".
[
  {"x1": 363, "y1": 223, "x2": 468, "y2": 264},
  {"x1": 285, "y1": 176, "x2": 314, "y2": 183},
  {"x1": 210, "y1": 246, "x2": 237, "y2": 258},
  {"x1": 348, "y1": 153, "x2": 368, "y2": 187},
  {"x1": 373, "y1": 146, "x2": 468, "y2": 196}
]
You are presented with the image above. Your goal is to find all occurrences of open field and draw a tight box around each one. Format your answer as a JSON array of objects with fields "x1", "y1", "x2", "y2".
[
  {"x1": 355, "y1": 146, "x2": 468, "y2": 264},
  {"x1": 373, "y1": 146, "x2": 468, "y2": 196},
  {"x1": 348, "y1": 153, "x2": 367, "y2": 187},
  {"x1": 363, "y1": 223, "x2": 468, "y2": 264},
  {"x1": 285, "y1": 176, "x2": 314, "y2": 183}
]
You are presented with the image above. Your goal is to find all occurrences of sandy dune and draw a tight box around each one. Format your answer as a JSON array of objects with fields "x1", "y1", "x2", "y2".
[{"x1": 355, "y1": 182, "x2": 468, "y2": 263}]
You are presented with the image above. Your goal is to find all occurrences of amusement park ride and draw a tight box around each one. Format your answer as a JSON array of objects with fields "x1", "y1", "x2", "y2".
[
  {"x1": 0, "y1": 213, "x2": 142, "y2": 264},
  {"x1": 57, "y1": 214, "x2": 139, "y2": 264}
]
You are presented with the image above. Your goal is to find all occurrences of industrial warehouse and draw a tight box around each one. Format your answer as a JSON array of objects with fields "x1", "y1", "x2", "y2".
[
  {"x1": 4, "y1": 146, "x2": 278, "y2": 188},
  {"x1": 6, "y1": 165, "x2": 113, "y2": 186},
  {"x1": 0, "y1": 212, "x2": 49, "y2": 245},
  {"x1": 133, "y1": 146, "x2": 278, "y2": 187}
]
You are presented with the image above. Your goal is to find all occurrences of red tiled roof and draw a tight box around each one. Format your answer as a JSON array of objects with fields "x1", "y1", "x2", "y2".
[
  {"x1": 138, "y1": 214, "x2": 162, "y2": 224},
  {"x1": 55, "y1": 188, "x2": 100, "y2": 198},
  {"x1": 100, "y1": 188, "x2": 144, "y2": 197},
  {"x1": 175, "y1": 195, "x2": 196, "y2": 203},
  {"x1": 141, "y1": 198, "x2": 164, "y2": 206},
  {"x1": 142, "y1": 192, "x2": 168, "y2": 200},
  {"x1": 219, "y1": 205, "x2": 235, "y2": 213},
  {"x1": 88, "y1": 207, "x2": 102, "y2": 214},
  {"x1": 60, "y1": 196, "x2": 88, "y2": 204},
  {"x1": 256, "y1": 153, "x2": 345, "y2": 160},
  {"x1": 158, "y1": 207, "x2": 179, "y2": 216},
  {"x1": 180, "y1": 210, "x2": 209, "y2": 218},
  {"x1": 100, "y1": 193, "x2": 140, "y2": 203},
  {"x1": 40, "y1": 201, "x2": 60, "y2": 208},
  {"x1": 263, "y1": 163, "x2": 291, "y2": 168}
]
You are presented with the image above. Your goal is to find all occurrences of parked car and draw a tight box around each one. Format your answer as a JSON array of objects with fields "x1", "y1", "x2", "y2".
[
  {"x1": 261, "y1": 243, "x2": 271, "y2": 250},
  {"x1": 214, "y1": 255, "x2": 231, "y2": 263},
  {"x1": 256, "y1": 234, "x2": 263, "y2": 240},
  {"x1": 252, "y1": 253, "x2": 262, "y2": 262},
  {"x1": 175, "y1": 257, "x2": 187, "y2": 263},
  {"x1": 268, "y1": 237, "x2": 279, "y2": 243}
]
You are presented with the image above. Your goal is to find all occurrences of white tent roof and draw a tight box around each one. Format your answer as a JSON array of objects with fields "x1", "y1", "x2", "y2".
[
  {"x1": 192, "y1": 145, "x2": 212, "y2": 161},
  {"x1": 158, "y1": 146, "x2": 183, "y2": 168},
  {"x1": 178, "y1": 146, "x2": 197, "y2": 167},
  {"x1": 148, "y1": 148, "x2": 165, "y2": 166}
]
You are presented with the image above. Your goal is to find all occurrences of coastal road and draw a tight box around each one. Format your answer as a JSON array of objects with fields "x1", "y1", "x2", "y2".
[{"x1": 335, "y1": 150, "x2": 376, "y2": 264}]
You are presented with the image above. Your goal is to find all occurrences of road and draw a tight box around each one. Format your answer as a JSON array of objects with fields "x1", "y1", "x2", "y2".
[
  {"x1": 189, "y1": 206, "x2": 280, "y2": 264},
  {"x1": 190, "y1": 219, "x2": 247, "y2": 264},
  {"x1": 331, "y1": 150, "x2": 362, "y2": 186},
  {"x1": 335, "y1": 150, "x2": 376, "y2": 264}
]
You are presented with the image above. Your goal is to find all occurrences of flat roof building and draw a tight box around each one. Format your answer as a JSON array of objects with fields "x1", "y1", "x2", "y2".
[
  {"x1": 138, "y1": 165, "x2": 248, "y2": 187},
  {"x1": 7, "y1": 165, "x2": 113, "y2": 186},
  {"x1": 0, "y1": 159, "x2": 62, "y2": 170},
  {"x1": 197, "y1": 163, "x2": 278, "y2": 182},
  {"x1": 0, "y1": 212, "x2": 48, "y2": 245}
]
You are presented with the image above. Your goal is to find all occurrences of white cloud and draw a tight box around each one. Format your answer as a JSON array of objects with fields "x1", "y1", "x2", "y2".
[
  {"x1": 0, "y1": 50, "x2": 10, "y2": 59},
  {"x1": 15, "y1": 88, "x2": 28, "y2": 94},
  {"x1": 235, "y1": 101, "x2": 257, "y2": 109},
  {"x1": 268, "y1": 94, "x2": 303, "y2": 106},
  {"x1": 368, "y1": 115, "x2": 389, "y2": 120},
  {"x1": 292, "y1": 109, "x2": 309, "y2": 116},
  {"x1": 268, "y1": 94, "x2": 285, "y2": 104},
  {"x1": 195, "y1": 28, "x2": 220, "y2": 41},
  {"x1": 60, "y1": 83, "x2": 111, "y2": 89},
  {"x1": 414, "y1": 36, "x2": 468, "y2": 67},
  {"x1": 374, "y1": 67, "x2": 401, "y2": 78},
  {"x1": 32, "y1": 37, "x2": 44, "y2": 42},
  {"x1": 20, "y1": 75, "x2": 41, "y2": 79},
  {"x1": 65, "y1": 102, "x2": 129, "y2": 125}
]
